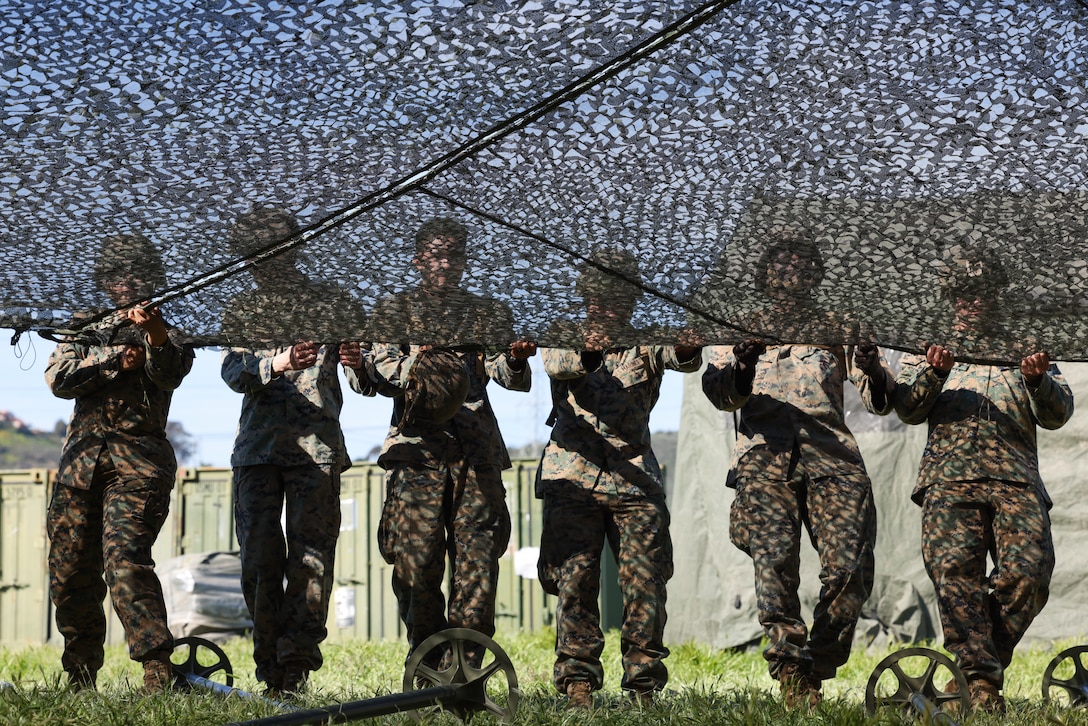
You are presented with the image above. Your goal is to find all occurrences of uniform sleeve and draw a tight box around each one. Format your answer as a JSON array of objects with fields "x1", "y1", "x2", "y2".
[
  {"x1": 368, "y1": 342, "x2": 417, "y2": 397},
  {"x1": 700, "y1": 345, "x2": 748, "y2": 412},
  {"x1": 485, "y1": 353, "x2": 532, "y2": 392},
  {"x1": 1028, "y1": 365, "x2": 1074, "y2": 430},
  {"x1": 45, "y1": 342, "x2": 124, "y2": 399},
  {"x1": 542, "y1": 348, "x2": 591, "y2": 380},
  {"x1": 847, "y1": 345, "x2": 895, "y2": 415},
  {"x1": 220, "y1": 347, "x2": 278, "y2": 394},
  {"x1": 893, "y1": 353, "x2": 944, "y2": 425},
  {"x1": 343, "y1": 348, "x2": 379, "y2": 398},
  {"x1": 142, "y1": 328, "x2": 194, "y2": 392},
  {"x1": 663, "y1": 345, "x2": 703, "y2": 373}
]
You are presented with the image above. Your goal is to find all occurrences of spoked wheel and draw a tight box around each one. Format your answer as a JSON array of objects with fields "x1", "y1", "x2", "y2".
[
  {"x1": 402, "y1": 628, "x2": 520, "y2": 723},
  {"x1": 1042, "y1": 644, "x2": 1088, "y2": 709},
  {"x1": 172, "y1": 636, "x2": 235, "y2": 690},
  {"x1": 865, "y1": 647, "x2": 969, "y2": 717}
]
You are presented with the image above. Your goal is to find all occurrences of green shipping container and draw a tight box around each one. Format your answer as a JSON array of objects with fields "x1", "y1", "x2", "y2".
[
  {"x1": 2, "y1": 460, "x2": 624, "y2": 647},
  {"x1": 0, "y1": 470, "x2": 50, "y2": 645}
]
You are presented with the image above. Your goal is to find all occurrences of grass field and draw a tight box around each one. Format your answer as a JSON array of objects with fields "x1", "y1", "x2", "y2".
[{"x1": 0, "y1": 629, "x2": 1086, "y2": 725}]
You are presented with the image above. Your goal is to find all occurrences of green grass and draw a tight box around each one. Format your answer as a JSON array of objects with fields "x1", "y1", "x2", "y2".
[{"x1": 1, "y1": 631, "x2": 1087, "y2": 724}]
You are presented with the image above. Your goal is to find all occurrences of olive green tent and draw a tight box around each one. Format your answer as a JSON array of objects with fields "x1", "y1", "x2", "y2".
[{"x1": 668, "y1": 357, "x2": 1088, "y2": 652}]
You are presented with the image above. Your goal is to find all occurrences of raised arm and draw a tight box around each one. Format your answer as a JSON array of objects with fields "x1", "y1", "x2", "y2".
[
  {"x1": 221, "y1": 348, "x2": 278, "y2": 394},
  {"x1": 221, "y1": 340, "x2": 325, "y2": 395},
  {"x1": 849, "y1": 343, "x2": 895, "y2": 415},
  {"x1": 340, "y1": 342, "x2": 378, "y2": 398},
  {"x1": 123, "y1": 308, "x2": 193, "y2": 392},
  {"x1": 485, "y1": 340, "x2": 536, "y2": 392},
  {"x1": 701, "y1": 342, "x2": 764, "y2": 412},
  {"x1": 367, "y1": 342, "x2": 418, "y2": 398},
  {"x1": 542, "y1": 347, "x2": 598, "y2": 380},
  {"x1": 141, "y1": 329, "x2": 194, "y2": 392},
  {"x1": 894, "y1": 345, "x2": 953, "y2": 425},
  {"x1": 45, "y1": 342, "x2": 129, "y2": 400},
  {"x1": 1021, "y1": 353, "x2": 1074, "y2": 430},
  {"x1": 666, "y1": 344, "x2": 703, "y2": 373}
]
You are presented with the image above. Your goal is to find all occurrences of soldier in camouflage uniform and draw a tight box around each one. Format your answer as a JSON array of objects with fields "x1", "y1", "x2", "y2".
[
  {"x1": 46, "y1": 233, "x2": 194, "y2": 692},
  {"x1": 894, "y1": 258, "x2": 1073, "y2": 712},
  {"x1": 536, "y1": 247, "x2": 702, "y2": 709},
  {"x1": 220, "y1": 208, "x2": 371, "y2": 696},
  {"x1": 701, "y1": 232, "x2": 896, "y2": 708},
  {"x1": 360, "y1": 218, "x2": 535, "y2": 666}
]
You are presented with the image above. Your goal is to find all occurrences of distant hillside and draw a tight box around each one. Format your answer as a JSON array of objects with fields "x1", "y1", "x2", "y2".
[
  {"x1": 0, "y1": 420, "x2": 64, "y2": 469},
  {"x1": 0, "y1": 413, "x2": 197, "y2": 471}
]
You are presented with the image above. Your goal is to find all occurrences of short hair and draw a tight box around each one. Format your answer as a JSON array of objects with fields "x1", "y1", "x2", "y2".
[
  {"x1": 755, "y1": 227, "x2": 825, "y2": 294},
  {"x1": 942, "y1": 245, "x2": 1008, "y2": 301},
  {"x1": 93, "y1": 233, "x2": 166, "y2": 295},
  {"x1": 414, "y1": 218, "x2": 468, "y2": 257},
  {"x1": 227, "y1": 207, "x2": 300, "y2": 256}
]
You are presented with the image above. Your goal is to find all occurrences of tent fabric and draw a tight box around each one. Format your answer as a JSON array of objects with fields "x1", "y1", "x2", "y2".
[
  {"x1": 2, "y1": 1, "x2": 1088, "y2": 359},
  {"x1": 668, "y1": 358, "x2": 1088, "y2": 652},
  {"x1": 158, "y1": 551, "x2": 252, "y2": 643}
]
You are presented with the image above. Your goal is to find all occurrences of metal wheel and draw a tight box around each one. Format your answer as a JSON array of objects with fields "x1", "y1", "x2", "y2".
[
  {"x1": 172, "y1": 636, "x2": 235, "y2": 689},
  {"x1": 865, "y1": 647, "x2": 969, "y2": 716},
  {"x1": 402, "y1": 628, "x2": 519, "y2": 724},
  {"x1": 1042, "y1": 644, "x2": 1088, "y2": 708}
]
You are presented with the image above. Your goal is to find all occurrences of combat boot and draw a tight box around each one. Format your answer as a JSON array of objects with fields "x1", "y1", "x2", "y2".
[
  {"x1": 280, "y1": 663, "x2": 310, "y2": 697},
  {"x1": 967, "y1": 678, "x2": 1006, "y2": 713},
  {"x1": 778, "y1": 664, "x2": 822, "y2": 710},
  {"x1": 940, "y1": 678, "x2": 963, "y2": 712},
  {"x1": 566, "y1": 681, "x2": 593, "y2": 710},
  {"x1": 66, "y1": 667, "x2": 97, "y2": 692},
  {"x1": 142, "y1": 658, "x2": 175, "y2": 693},
  {"x1": 259, "y1": 665, "x2": 286, "y2": 698}
]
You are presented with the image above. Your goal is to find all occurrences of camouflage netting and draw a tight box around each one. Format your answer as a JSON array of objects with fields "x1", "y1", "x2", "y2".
[{"x1": 3, "y1": 0, "x2": 1088, "y2": 361}]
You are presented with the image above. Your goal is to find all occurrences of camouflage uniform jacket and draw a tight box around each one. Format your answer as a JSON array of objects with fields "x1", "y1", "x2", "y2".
[
  {"x1": 364, "y1": 343, "x2": 530, "y2": 471},
  {"x1": 222, "y1": 346, "x2": 358, "y2": 471},
  {"x1": 46, "y1": 326, "x2": 194, "y2": 488},
  {"x1": 362, "y1": 286, "x2": 529, "y2": 470},
  {"x1": 702, "y1": 344, "x2": 894, "y2": 487},
  {"x1": 894, "y1": 355, "x2": 1073, "y2": 505},
  {"x1": 539, "y1": 345, "x2": 702, "y2": 498}
]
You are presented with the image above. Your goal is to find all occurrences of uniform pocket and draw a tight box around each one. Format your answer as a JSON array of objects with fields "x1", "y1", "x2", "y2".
[
  {"x1": 728, "y1": 486, "x2": 752, "y2": 556},
  {"x1": 377, "y1": 471, "x2": 401, "y2": 565},
  {"x1": 136, "y1": 481, "x2": 172, "y2": 535},
  {"x1": 612, "y1": 353, "x2": 652, "y2": 389}
]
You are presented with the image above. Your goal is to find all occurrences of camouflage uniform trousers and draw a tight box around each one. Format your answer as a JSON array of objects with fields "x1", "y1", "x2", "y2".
[
  {"x1": 730, "y1": 472, "x2": 876, "y2": 682},
  {"x1": 378, "y1": 461, "x2": 511, "y2": 660},
  {"x1": 233, "y1": 463, "x2": 341, "y2": 685},
  {"x1": 921, "y1": 479, "x2": 1054, "y2": 689},
  {"x1": 537, "y1": 482, "x2": 673, "y2": 695},
  {"x1": 47, "y1": 449, "x2": 174, "y2": 679}
]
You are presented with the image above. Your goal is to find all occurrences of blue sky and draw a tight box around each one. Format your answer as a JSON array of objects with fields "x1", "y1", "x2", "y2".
[{"x1": 0, "y1": 336, "x2": 688, "y2": 467}]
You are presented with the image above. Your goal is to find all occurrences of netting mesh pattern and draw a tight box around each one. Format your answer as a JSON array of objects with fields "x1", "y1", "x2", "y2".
[{"x1": 2, "y1": 0, "x2": 1087, "y2": 361}]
